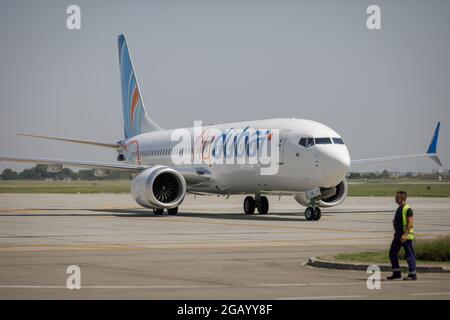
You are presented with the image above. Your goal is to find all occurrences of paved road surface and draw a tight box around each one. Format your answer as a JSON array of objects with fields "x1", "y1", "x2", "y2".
[{"x1": 0, "y1": 194, "x2": 449, "y2": 299}]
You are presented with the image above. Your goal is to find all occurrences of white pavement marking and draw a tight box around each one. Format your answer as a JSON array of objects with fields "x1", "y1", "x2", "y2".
[
  {"x1": 410, "y1": 292, "x2": 450, "y2": 296},
  {"x1": 0, "y1": 285, "x2": 228, "y2": 289},
  {"x1": 278, "y1": 295, "x2": 365, "y2": 300}
]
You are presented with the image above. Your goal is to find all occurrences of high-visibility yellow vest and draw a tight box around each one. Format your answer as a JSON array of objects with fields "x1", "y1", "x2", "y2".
[{"x1": 402, "y1": 204, "x2": 414, "y2": 240}]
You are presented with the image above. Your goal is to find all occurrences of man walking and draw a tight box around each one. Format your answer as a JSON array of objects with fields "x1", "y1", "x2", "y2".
[{"x1": 387, "y1": 191, "x2": 417, "y2": 281}]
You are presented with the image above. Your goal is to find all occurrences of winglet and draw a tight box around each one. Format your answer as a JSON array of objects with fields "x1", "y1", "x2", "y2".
[
  {"x1": 427, "y1": 122, "x2": 440, "y2": 154},
  {"x1": 426, "y1": 122, "x2": 442, "y2": 167}
]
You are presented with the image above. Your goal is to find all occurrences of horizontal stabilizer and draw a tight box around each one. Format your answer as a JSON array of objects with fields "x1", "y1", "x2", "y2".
[{"x1": 18, "y1": 133, "x2": 120, "y2": 149}]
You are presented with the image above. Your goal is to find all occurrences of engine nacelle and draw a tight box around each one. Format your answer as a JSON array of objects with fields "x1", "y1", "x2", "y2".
[
  {"x1": 94, "y1": 168, "x2": 110, "y2": 177},
  {"x1": 131, "y1": 166, "x2": 186, "y2": 209},
  {"x1": 47, "y1": 164, "x2": 63, "y2": 173},
  {"x1": 294, "y1": 179, "x2": 348, "y2": 208}
]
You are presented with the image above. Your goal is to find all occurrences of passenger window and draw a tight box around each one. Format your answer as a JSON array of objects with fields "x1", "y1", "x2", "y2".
[
  {"x1": 332, "y1": 137, "x2": 344, "y2": 144},
  {"x1": 315, "y1": 137, "x2": 332, "y2": 144}
]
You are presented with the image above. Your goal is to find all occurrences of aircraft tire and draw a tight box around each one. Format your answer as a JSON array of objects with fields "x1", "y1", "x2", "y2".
[
  {"x1": 244, "y1": 196, "x2": 256, "y2": 215},
  {"x1": 313, "y1": 207, "x2": 322, "y2": 220},
  {"x1": 304, "y1": 207, "x2": 314, "y2": 221},
  {"x1": 257, "y1": 196, "x2": 269, "y2": 214}
]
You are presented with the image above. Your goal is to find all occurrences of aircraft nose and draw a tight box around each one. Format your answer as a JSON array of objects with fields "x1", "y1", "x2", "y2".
[
  {"x1": 336, "y1": 148, "x2": 351, "y2": 172},
  {"x1": 320, "y1": 146, "x2": 351, "y2": 186}
]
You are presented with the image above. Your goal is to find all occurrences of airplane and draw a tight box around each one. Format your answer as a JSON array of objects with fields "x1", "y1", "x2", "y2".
[{"x1": 0, "y1": 34, "x2": 442, "y2": 221}]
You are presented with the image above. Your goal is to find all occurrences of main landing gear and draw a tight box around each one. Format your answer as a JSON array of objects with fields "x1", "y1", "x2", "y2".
[
  {"x1": 243, "y1": 195, "x2": 269, "y2": 215},
  {"x1": 153, "y1": 207, "x2": 179, "y2": 215}
]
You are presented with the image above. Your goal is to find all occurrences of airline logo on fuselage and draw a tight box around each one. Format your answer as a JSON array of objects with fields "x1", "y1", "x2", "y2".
[{"x1": 171, "y1": 121, "x2": 280, "y2": 175}]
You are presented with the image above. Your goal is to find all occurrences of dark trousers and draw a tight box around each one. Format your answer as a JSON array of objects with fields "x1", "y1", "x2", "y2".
[{"x1": 389, "y1": 238, "x2": 416, "y2": 274}]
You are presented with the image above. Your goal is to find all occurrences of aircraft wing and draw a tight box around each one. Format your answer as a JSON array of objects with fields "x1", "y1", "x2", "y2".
[
  {"x1": 351, "y1": 122, "x2": 442, "y2": 167},
  {"x1": 0, "y1": 157, "x2": 213, "y2": 184},
  {"x1": 0, "y1": 156, "x2": 146, "y2": 172}
]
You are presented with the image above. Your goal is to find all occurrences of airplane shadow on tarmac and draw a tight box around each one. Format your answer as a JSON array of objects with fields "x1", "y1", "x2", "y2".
[
  {"x1": 92, "y1": 208, "x2": 392, "y2": 223},
  {"x1": 0, "y1": 208, "x2": 392, "y2": 223},
  {"x1": 0, "y1": 209, "x2": 310, "y2": 222},
  {"x1": 107, "y1": 210, "x2": 312, "y2": 222}
]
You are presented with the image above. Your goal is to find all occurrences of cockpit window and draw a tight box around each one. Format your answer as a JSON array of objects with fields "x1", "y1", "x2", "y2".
[
  {"x1": 299, "y1": 137, "x2": 314, "y2": 148},
  {"x1": 314, "y1": 137, "x2": 332, "y2": 144},
  {"x1": 300, "y1": 137, "x2": 344, "y2": 146},
  {"x1": 332, "y1": 137, "x2": 344, "y2": 144},
  {"x1": 299, "y1": 138, "x2": 306, "y2": 147}
]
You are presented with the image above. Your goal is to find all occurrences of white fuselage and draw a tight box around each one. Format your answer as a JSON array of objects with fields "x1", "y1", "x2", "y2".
[{"x1": 121, "y1": 118, "x2": 351, "y2": 194}]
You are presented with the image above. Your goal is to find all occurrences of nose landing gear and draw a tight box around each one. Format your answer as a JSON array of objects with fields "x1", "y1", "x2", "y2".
[{"x1": 305, "y1": 205, "x2": 321, "y2": 221}]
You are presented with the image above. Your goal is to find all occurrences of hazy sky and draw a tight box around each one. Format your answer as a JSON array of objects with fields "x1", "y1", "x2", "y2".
[{"x1": 0, "y1": 0, "x2": 449, "y2": 172}]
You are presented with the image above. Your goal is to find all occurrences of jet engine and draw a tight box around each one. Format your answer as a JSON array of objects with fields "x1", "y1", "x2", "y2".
[
  {"x1": 131, "y1": 166, "x2": 186, "y2": 209},
  {"x1": 94, "y1": 168, "x2": 110, "y2": 177},
  {"x1": 294, "y1": 179, "x2": 348, "y2": 208},
  {"x1": 47, "y1": 164, "x2": 63, "y2": 173}
]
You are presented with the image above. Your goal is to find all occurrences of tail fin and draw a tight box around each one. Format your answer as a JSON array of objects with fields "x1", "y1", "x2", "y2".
[{"x1": 118, "y1": 34, "x2": 162, "y2": 139}]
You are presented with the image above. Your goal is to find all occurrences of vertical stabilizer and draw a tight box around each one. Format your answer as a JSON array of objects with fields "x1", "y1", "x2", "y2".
[{"x1": 118, "y1": 34, "x2": 162, "y2": 139}]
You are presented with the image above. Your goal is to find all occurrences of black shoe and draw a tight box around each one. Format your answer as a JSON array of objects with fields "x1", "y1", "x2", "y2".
[
  {"x1": 403, "y1": 274, "x2": 417, "y2": 281},
  {"x1": 387, "y1": 273, "x2": 402, "y2": 280}
]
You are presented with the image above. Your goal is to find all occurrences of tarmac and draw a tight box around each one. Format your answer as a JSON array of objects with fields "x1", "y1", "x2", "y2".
[{"x1": 0, "y1": 193, "x2": 449, "y2": 299}]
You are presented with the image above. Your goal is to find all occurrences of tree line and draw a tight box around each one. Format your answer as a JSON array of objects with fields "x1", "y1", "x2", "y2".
[
  {"x1": 347, "y1": 170, "x2": 447, "y2": 180},
  {"x1": 0, "y1": 166, "x2": 446, "y2": 181},
  {"x1": 0, "y1": 165, "x2": 131, "y2": 180}
]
